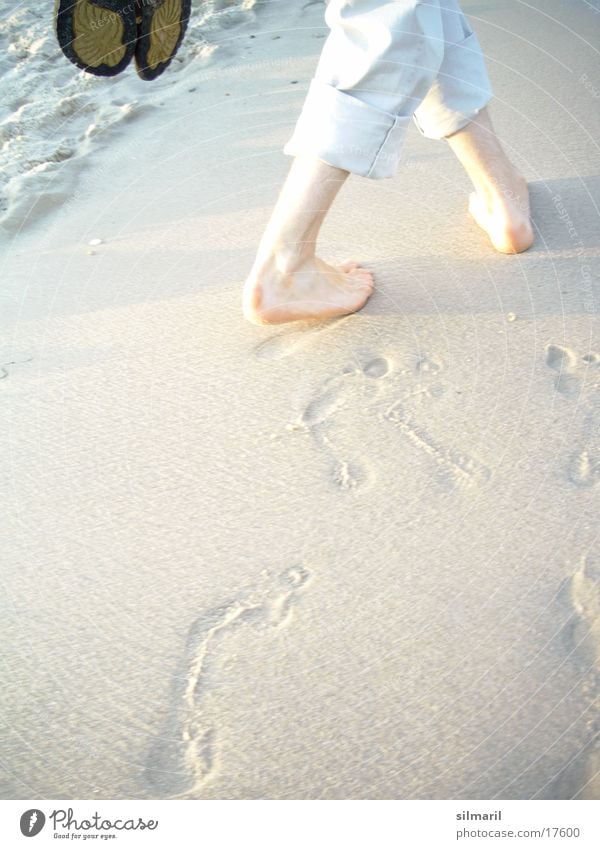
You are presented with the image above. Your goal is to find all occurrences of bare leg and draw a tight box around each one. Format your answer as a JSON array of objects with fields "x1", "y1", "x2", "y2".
[
  {"x1": 243, "y1": 156, "x2": 374, "y2": 325},
  {"x1": 446, "y1": 108, "x2": 534, "y2": 254}
]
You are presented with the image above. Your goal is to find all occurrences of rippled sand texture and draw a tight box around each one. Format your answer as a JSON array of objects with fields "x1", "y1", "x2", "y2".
[{"x1": 1, "y1": 0, "x2": 599, "y2": 800}]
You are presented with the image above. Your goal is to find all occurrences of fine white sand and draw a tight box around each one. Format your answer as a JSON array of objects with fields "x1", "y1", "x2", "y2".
[{"x1": 1, "y1": 0, "x2": 599, "y2": 799}]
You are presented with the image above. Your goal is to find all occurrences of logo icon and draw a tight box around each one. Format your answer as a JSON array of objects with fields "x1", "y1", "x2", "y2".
[{"x1": 19, "y1": 810, "x2": 46, "y2": 837}]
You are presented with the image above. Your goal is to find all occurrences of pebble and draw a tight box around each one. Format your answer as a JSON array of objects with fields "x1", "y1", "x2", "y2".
[
  {"x1": 507, "y1": 312, "x2": 517, "y2": 322},
  {"x1": 88, "y1": 238, "x2": 103, "y2": 246}
]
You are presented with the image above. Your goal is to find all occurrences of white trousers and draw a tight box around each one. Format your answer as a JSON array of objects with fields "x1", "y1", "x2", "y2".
[{"x1": 283, "y1": 0, "x2": 493, "y2": 178}]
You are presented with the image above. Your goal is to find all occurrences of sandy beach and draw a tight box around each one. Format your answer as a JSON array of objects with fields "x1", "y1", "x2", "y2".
[{"x1": 1, "y1": 0, "x2": 599, "y2": 799}]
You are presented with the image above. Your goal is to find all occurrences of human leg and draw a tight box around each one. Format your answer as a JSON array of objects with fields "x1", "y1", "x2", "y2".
[
  {"x1": 244, "y1": 1, "x2": 447, "y2": 324},
  {"x1": 414, "y1": 0, "x2": 533, "y2": 253},
  {"x1": 446, "y1": 108, "x2": 534, "y2": 254},
  {"x1": 242, "y1": 156, "x2": 374, "y2": 325}
]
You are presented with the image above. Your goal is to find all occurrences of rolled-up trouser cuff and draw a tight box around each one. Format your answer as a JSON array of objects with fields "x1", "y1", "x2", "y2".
[
  {"x1": 413, "y1": 31, "x2": 493, "y2": 139},
  {"x1": 283, "y1": 79, "x2": 411, "y2": 179}
]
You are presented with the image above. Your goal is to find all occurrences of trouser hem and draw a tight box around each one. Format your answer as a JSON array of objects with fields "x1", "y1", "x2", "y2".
[
  {"x1": 413, "y1": 31, "x2": 493, "y2": 139},
  {"x1": 283, "y1": 79, "x2": 411, "y2": 179}
]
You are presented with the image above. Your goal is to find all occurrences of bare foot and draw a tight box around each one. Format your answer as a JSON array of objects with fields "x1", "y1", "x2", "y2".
[
  {"x1": 466, "y1": 167, "x2": 534, "y2": 254},
  {"x1": 446, "y1": 109, "x2": 534, "y2": 254},
  {"x1": 243, "y1": 256, "x2": 374, "y2": 325}
]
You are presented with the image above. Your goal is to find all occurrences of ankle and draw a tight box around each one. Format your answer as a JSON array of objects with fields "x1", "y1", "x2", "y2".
[
  {"x1": 475, "y1": 171, "x2": 529, "y2": 215},
  {"x1": 495, "y1": 168, "x2": 526, "y2": 197},
  {"x1": 255, "y1": 242, "x2": 315, "y2": 275}
]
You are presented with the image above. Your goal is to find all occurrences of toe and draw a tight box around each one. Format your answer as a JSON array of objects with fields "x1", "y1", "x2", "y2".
[
  {"x1": 355, "y1": 268, "x2": 374, "y2": 285},
  {"x1": 348, "y1": 268, "x2": 375, "y2": 293},
  {"x1": 339, "y1": 260, "x2": 361, "y2": 273}
]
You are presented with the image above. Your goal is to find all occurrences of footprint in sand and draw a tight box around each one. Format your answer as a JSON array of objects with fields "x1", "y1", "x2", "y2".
[
  {"x1": 551, "y1": 553, "x2": 600, "y2": 799},
  {"x1": 146, "y1": 565, "x2": 312, "y2": 797},
  {"x1": 383, "y1": 399, "x2": 490, "y2": 490},
  {"x1": 570, "y1": 552, "x2": 600, "y2": 799},
  {"x1": 545, "y1": 344, "x2": 600, "y2": 487},
  {"x1": 292, "y1": 355, "x2": 392, "y2": 492},
  {"x1": 285, "y1": 347, "x2": 489, "y2": 493},
  {"x1": 545, "y1": 343, "x2": 600, "y2": 399},
  {"x1": 373, "y1": 353, "x2": 488, "y2": 490},
  {"x1": 289, "y1": 351, "x2": 477, "y2": 492},
  {"x1": 569, "y1": 553, "x2": 600, "y2": 671},
  {"x1": 545, "y1": 344, "x2": 583, "y2": 398},
  {"x1": 565, "y1": 552, "x2": 600, "y2": 766}
]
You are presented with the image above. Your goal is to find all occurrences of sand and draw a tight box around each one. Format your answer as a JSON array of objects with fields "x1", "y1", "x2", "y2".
[{"x1": 1, "y1": 0, "x2": 599, "y2": 799}]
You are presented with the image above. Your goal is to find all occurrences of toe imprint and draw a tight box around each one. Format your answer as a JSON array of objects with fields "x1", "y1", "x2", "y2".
[{"x1": 362, "y1": 357, "x2": 390, "y2": 379}]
